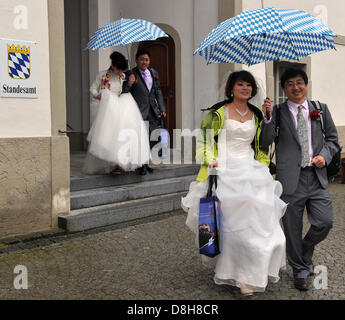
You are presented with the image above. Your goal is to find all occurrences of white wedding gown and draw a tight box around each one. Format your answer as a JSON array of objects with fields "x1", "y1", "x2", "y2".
[
  {"x1": 83, "y1": 73, "x2": 150, "y2": 174},
  {"x1": 182, "y1": 112, "x2": 288, "y2": 292}
]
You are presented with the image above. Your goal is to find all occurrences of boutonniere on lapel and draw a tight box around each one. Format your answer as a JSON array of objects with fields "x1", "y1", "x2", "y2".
[
  {"x1": 310, "y1": 110, "x2": 321, "y2": 121},
  {"x1": 153, "y1": 76, "x2": 159, "y2": 81},
  {"x1": 119, "y1": 73, "x2": 126, "y2": 81}
]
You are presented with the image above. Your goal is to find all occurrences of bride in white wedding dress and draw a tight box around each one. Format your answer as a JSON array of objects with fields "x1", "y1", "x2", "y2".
[
  {"x1": 182, "y1": 71, "x2": 287, "y2": 296},
  {"x1": 83, "y1": 51, "x2": 150, "y2": 174}
]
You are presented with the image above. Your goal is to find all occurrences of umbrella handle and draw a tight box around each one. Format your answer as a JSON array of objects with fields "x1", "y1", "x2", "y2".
[
  {"x1": 262, "y1": 1, "x2": 268, "y2": 100},
  {"x1": 263, "y1": 33, "x2": 268, "y2": 98},
  {"x1": 126, "y1": 44, "x2": 131, "y2": 68},
  {"x1": 263, "y1": 32, "x2": 271, "y2": 120}
]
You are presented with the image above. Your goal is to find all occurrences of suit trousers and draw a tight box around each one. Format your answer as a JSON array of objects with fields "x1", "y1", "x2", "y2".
[
  {"x1": 281, "y1": 166, "x2": 333, "y2": 279},
  {"x1": 147, "y1": 106, "x2": 162, "y2": 150}
]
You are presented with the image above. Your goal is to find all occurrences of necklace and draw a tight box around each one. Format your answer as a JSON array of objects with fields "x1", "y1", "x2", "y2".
[{"x1": 234, "y1": 104, "x2": 249, "y2": 123}]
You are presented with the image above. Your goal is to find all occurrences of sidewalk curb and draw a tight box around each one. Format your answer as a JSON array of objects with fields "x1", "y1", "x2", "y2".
[{"x1": 0, "y1": 209, "x2": 186, "y2": 255}]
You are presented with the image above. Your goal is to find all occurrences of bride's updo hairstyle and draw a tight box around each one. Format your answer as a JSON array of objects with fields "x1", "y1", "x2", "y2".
[
  {"x1": 109, "y1": 51, "x2": 128, "y2": 71},
  {"x1": 225, "y1": 70, "x2": 258, "y2": 102}
]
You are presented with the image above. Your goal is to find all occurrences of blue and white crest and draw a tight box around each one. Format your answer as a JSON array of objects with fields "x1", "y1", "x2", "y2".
[{"x1": 7, "y1": 44, "x2": 31, "y2": 80}]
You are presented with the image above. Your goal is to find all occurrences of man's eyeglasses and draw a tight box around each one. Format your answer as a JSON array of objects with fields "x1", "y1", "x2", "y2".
[{"x1": 285, "y1": 81, "x2": 305, "y2": 88}]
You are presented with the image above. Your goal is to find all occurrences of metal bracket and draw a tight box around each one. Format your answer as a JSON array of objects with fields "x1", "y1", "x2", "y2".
[
  {"x1": 58, "y1": 124, "x2": 81, "y2": 134},
  {"x1": 58, "y1": 130, "x2": 79, "y2": 134}
]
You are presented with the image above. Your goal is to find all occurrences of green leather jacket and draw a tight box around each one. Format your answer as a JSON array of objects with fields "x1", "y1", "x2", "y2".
[{"x1": 196, "y1": 101, "x2": 270, "y2": 182}]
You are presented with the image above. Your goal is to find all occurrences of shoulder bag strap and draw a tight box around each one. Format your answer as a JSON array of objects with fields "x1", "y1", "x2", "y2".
[
  {"x1": 275, "y1": 103, "x2": 281, "y2": 141},
  {"x1": 311, "y1": 100, "x2": 326, "y2": 138},
  {"x1": 206, "y1": 171, "x2": 218, "y2": 197},
  {"x1": 269, "y1": 104, "x2": 281, "y2": 161}
]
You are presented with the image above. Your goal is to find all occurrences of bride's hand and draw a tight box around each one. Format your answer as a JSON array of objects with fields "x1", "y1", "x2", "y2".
[{"x1": 209, "y1": 160, "x2": 218, "y2": 169}]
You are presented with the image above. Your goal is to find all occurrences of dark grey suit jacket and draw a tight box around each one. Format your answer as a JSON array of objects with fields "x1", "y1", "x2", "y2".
[
  {"x1": 124, "y1": 67, "x2": 166, "y2": 121},
  {"x1": 260, "y1": 100, "x2": 339, "y2": 195}
]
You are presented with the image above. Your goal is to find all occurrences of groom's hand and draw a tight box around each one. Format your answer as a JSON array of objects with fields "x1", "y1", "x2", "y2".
[
  {"x1": 128, "y1": 74, "x2": 136, "y2": 85},
  {"x1": 312, "y1": 155, "x2": 326, "y2": 168},
  {"x1": 262, "y1": 98, "x2": 272, "y2": 120}
]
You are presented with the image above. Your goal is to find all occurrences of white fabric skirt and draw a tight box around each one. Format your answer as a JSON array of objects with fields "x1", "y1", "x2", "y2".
[
  {"x1": 181, "y1": 151, "x2": 287, "y2": 292},
  {"x1": 90, "y1": 98, "x2": 100, "y2": 128},
  {"x1": 84, "y1": 90, "x2": 150, "y2": 174}
]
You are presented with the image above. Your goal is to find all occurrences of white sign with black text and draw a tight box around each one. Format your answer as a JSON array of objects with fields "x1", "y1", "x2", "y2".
[{"x1": 0, "y1": 38, "x2": 38, "y2": 98}]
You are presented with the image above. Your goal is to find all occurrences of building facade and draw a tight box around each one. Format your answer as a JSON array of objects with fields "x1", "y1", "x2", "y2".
[
  {"x1": 0, "y1": 0, "x2": 344, "y2": 238},
  {"x1": 0, "y1": 0, "x2": 69, "y2": 238}
]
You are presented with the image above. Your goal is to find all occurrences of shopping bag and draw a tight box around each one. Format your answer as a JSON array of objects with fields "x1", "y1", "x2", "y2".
[
  {"x1": 198, "y1": 174, "x2": 220, "y2": 258},
  {"x1": 159, "y1": 114, "x2": 169, "y2": 159}
]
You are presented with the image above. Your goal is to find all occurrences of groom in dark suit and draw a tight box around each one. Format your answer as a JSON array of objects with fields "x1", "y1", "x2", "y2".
[
  {"x1": 261, "y1": 68, "x2": 339, "y2": 291},
  {"x1": 125, "y1": 49, "x2": 166, "y2": 175}
]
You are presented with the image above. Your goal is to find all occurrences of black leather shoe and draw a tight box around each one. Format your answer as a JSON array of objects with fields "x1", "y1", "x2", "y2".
[
  {"x1": 307, "y1": 264, "x2": 315, "y2": 276},
  {"x1": 146, "y1": 165, "x2": 154, "y2": 173},
  {"x1": 303, "y1": 259, "x2": 315, "y2": 276},
  {"x1": 139, "y1": 165, "x2": 147, "y2": 176},
  {"x1": 294, "y1": 278, "x2": 309, "y2": 291}
]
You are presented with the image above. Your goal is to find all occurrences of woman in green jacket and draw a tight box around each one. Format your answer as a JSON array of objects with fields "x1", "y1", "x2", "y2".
[{"x1": 182, "y1": 71, "x2": 287, "y2": 296}]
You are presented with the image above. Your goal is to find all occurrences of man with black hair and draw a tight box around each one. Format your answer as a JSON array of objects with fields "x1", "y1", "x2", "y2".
[
  {"x1": 261, "y1": 68, "x2": 340, "y2": 291},
  {"x1": 125, "y1": 49, "x2": 166, "y2": 175}
]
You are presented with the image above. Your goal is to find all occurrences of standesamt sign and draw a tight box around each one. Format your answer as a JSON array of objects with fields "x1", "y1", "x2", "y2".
[{"x1": 0, "y1": 38, "x2": 38, "y2": 98}]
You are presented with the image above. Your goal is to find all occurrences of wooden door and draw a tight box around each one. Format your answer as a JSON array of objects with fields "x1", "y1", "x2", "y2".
[{"x1": 138, "y1": 36, "x2": 176, "y2": 143}]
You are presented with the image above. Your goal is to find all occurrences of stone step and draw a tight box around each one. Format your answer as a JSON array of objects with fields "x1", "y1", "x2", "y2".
[
  {"x1": 71, "y1": 175, "x2": 196, "y2": 210},
  {"x1": 70, "y1": 164, "x2": 200, "y2": 192},
  {"x1": 59, "y1": 191, "x2": 187, "y2": 232}
]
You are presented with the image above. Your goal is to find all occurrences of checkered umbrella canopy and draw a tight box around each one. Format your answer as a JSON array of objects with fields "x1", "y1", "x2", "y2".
[
  {"x1": 195, "y1": 7, "x2": 335, "y2": 65},
  {"x1": 86, "y1": 18, "x2": 168, "y2": 50}
]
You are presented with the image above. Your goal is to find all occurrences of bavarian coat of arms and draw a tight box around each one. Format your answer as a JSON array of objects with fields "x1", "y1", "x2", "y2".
[{"x1": 7, "y1": 44, "x2": 31, "y2": 80}]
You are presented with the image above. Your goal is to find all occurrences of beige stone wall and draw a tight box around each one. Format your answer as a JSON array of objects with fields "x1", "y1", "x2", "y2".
[
  {"x1": 51, "y1": 136, "x2": 70, "y2": 228},
  {"x1": 0, "y1": 0, "x2": 70, "y2": 239},
  {"x1": 337, "y1": 126, "x2": 345, "y2": 149},
  {"x1": 218, "y1": 0, "x2": 243, "y2": 86},
  {"x1": 0, "y1": 138, "x2": 52, "y2": 238},
  {"x1": 0, "y1": 0, "x2": 52, "y2": 137},
  {"x1": 0, "y1": 135, "x2": 70, "y2": 238},
  {"x1": 48, "y1": 0, "x2": 70, "y2": 226}
]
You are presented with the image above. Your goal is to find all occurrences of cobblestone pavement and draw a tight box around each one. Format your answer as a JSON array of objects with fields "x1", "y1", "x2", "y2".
[{"x1": 0, "y1": 183, "x2": 344, "y2": 300}]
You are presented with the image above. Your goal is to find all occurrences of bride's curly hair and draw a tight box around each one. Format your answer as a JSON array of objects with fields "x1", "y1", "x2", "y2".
[{"x1": 225, "y1": 70, "x2": 258, "y2": 102}]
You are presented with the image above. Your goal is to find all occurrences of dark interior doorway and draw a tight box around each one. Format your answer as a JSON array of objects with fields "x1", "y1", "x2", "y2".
[{"x1": 64, "y1": 0, "x2": 90, "y2": 152}]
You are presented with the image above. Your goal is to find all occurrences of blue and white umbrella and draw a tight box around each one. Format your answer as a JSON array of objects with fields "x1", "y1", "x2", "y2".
[
  {"x1": 195, "y1": 7, "x2": 336, "y2": 66},
  {"x1": 86, "y1": 18, "x2": 168, "y2": 50}
]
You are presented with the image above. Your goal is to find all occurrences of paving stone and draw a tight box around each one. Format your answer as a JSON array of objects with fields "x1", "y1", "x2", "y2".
[{"x1": 0, "y1": 182, "x2": 343, "y2": 300}]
